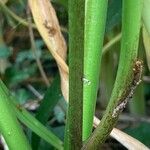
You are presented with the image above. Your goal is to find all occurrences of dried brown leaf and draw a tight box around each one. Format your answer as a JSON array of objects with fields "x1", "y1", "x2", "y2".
[{"x1": 28, "y1": 0, "x2": 69, "y2": 100}]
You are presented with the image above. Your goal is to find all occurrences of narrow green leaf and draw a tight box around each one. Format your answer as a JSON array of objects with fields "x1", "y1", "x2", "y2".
[
  {"x1": 31, "y1": 74, "x2": 62, "y2": 149},
  {"x1": 14, "y1": 105, "x2": 63, "y2": 150},
  {"x1": 0, "y1": 80, "x2": 63, "y2": 150},
  {"x1": 0, "y1": 80, "x2": 31, "y2": 150}
]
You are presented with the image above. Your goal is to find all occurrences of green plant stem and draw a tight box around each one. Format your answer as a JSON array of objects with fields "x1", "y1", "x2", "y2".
[
  {"x1": 83, "y1": 0, "x2": 108, "y2": 140},
  {"x1": 64, "y1": 0, "x2": 85, "y2": 149},
  {"x1": 0, "y1": 81, "x2": 31, "y2": 150},
  {"x1": 82, "y1": 0, "x2": 143, "y2": 149},
  {"x1": 0, "y1": 80, "x2": 63, "y2": 150}
]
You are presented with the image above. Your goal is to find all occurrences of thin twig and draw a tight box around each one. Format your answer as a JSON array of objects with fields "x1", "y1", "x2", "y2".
[
  {"x1": 1, "y1": 135, "x2": 9, "y2": 150},
  {"x1": 0, "y1": 0, "x2": 36, "y2": 28},
  {"x1": 27, "y1": 5, "x2": 50, "y2": 87},
  {"x1": 102, "y1": 33, "x2": 121, "y2": 55},
  {"x1": 143, "y1": 76, "x2": 150, "y2": 83},
  {"x1": 119, "y1": 113, "x2": 150, "y2": 124},
  {"x1": 0, "y1": 1, "x2": 68, "y2": 33},
  {"x1": 27, "y1": 84, "x2": 44, "y2": 100}
]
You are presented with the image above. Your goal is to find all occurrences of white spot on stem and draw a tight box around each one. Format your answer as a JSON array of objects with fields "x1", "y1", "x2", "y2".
[{"x1": 82, "y1": 77, "x2": 91, "y2": 85}]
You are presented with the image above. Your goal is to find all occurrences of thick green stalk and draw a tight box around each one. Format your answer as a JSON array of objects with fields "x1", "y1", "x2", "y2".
[
  {"x1": 83, "y1": 0, "x2": 108, "y2": 140},
  {"x1": 82, "y1": 0, "x2": 143, "y2": 149},
  {"x1": 0, "y1": 81, "x2": 31, "y2": 150},
  {"x1": 64, "y1": 0, "x2": 85, "y2": 149}
]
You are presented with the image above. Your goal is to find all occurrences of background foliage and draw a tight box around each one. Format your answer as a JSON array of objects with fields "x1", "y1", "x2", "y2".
[{"x1": 0, "y1": 0, "x2": 150, "y2": 149}]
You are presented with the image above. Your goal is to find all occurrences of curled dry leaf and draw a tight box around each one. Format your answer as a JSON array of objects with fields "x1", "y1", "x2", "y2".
[
  {"x1": 28, "y1": 0, "x2": 149, "y2": 149},
  {"x1": 28, "y1": 0, "x2": 69, "y2": 101}
]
